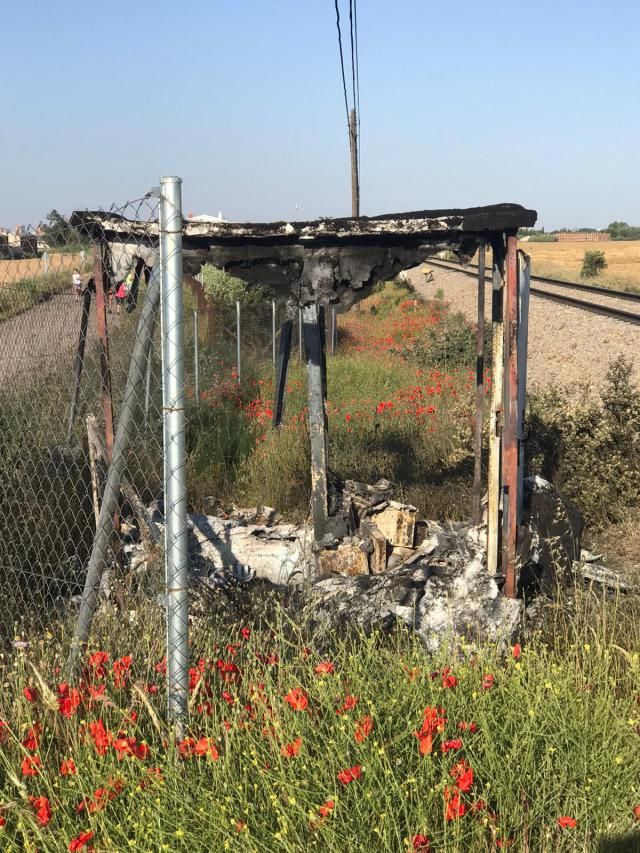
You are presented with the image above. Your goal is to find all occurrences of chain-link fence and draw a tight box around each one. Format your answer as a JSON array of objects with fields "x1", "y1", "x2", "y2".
[
  {"x1": 0, "y1": 184, "x2": 222, "y2": 714},
  {"x1": 0, "y1": 192, "x2": 167, "y2": 654},
  {"x1": 0, "y1": 178, "x2": 340, "y2": 722}
]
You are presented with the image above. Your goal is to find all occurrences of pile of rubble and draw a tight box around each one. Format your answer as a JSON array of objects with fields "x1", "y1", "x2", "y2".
[{"x1": 116, "y1": 476, "x2": 638, "y2": 652}]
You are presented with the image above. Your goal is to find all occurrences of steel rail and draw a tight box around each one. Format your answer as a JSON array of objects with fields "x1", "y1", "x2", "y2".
[{"x1": 426, "y1": 258, "x2": 640, "y2": 325}]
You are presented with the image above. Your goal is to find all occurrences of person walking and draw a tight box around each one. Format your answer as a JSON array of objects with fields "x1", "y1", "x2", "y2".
[
  {"x1": 114, "y1": 280, "x2": 127, "y2": 315},
  {"x1": 72, "y1": 268, "x2": 83, "y2": 303}
]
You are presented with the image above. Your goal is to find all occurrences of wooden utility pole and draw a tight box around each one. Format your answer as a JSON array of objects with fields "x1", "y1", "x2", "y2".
[{"x1": 349, "y1": 108, "x2": 360, "y2": 217}]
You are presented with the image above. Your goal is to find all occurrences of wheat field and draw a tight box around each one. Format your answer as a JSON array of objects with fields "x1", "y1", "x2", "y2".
[{"x1": 520, "y1": 239, "x2": 640, "y2": 288}]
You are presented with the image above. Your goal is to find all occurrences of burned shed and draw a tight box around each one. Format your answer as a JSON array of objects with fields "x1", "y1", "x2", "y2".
[{"x1": 72, "y1": 202, "x2": 536, "y2": 599}]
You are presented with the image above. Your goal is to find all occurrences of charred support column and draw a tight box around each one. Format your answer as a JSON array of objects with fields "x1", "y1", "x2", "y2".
[
  {"x1": 471, "y1": 245, "x2": 486, "y2": 524},
  {"x1": 501, "y1": 233, "x2": 520, "y2": 597},
  {"x1": 273, "y1": 315, "x2": 293, "y2": 427},
  {"x1": 125, "y1": 257, "x2": 146, "y2": 313},
  {"x1": 487, "y1": 239, "x2": 505, "y2": 577},
  {"x1": 302, "y1": 303, "x2": 329, "y2": 543},
  {"x1": 516, "y1": 251, "x2": 531, "y2": 521}
]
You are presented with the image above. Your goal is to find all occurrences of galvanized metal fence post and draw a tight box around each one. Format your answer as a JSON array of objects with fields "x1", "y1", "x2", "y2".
[
  {"x1": 159, "y1": 176, "x2": 189, "y2": 728},
  {"x1": 193, "y1": 309, "x2": 200, "y2": 404},
  {"x1": 236, "y1": 301, "x2": 241, "y2": 382}
]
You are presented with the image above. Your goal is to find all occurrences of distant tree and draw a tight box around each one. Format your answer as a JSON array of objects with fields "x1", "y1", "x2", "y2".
[
  {"x1": 606, "y1": 221, "x2": 640, "y2": 241},
  {"x1": 581, "y1": 250, "x2": 608, "y2": 279},
  {"x1": 41, "y1": 210, "x2": 75, "y2": 247}
]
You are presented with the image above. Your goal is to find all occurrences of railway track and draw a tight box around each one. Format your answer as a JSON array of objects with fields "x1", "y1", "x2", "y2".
[{"x1": 425, "y1": 258, "x2": 640, "y2": 325}]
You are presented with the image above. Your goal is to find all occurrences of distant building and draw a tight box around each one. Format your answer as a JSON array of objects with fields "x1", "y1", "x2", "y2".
[{"x1": 555, "y1": 232, "x2": 611, "y2": 242}]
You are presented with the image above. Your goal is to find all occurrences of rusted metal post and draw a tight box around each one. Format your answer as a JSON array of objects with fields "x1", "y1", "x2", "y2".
[
  {"x1": 273, "y1": 317, "x2": 293, "y2": 427},
  {"x1": 487, "y1": 239, "x2": 505, "y2": 576},
  {"x1": 66, "y1": 286, "x2": 92, "y2": 443},
  {"x1": 517, "y1": 251, "x2": 531, "y2": 521},
  {"x1": 471, "y1": 245, "x2": 486, "y2": 524},
  {"x1": 302, "y1": 303, "x2": 328, "y2": 543},
  {"x1": 502, "y1": 233, "x2": 520, "y2": 597},
  {"x1": 94, "y1": 248, "x2": 115, "y2": 461}
]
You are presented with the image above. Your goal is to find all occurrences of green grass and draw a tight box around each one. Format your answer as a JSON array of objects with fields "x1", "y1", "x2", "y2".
[
  {"x1": 0, "y1": 588, "x2": 639, "y2": 852},
  {"x1": 0, "y1": 272, "x2": 72, "y2": 322}
]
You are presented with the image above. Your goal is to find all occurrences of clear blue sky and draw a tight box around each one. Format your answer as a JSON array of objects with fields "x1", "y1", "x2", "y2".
[{"x1": 2, "y1": 0, "x2": 638, "y2": 230}]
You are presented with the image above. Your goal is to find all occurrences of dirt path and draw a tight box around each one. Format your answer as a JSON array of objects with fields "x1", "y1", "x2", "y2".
[
  {"x1": 406, "y1": 265, "x2": 640, "y2": 392},
  {"x1": 0, "y1": 289, "x2": 122, "y2": 386}
]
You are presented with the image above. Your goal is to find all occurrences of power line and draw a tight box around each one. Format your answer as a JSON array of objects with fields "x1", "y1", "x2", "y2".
[
  {"x1": 334, "y1": 0, "x2": 350, "y2": 130},
  {"x1": 348, "y1": 0, "x2": 357, "y2": 114},
  {"x1": 352, "y1": 0, "x2": 361, "y2": 179}
]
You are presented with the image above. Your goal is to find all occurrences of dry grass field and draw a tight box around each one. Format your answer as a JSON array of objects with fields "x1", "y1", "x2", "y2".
[{"x1": 520, "y1": 239, "x2": 640, "y2": 289}]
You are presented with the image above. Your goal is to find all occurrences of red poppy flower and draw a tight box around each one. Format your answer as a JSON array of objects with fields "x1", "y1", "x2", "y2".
[
  {"x1": 89, "y1": 719, "x2": 112, "y2": 756},
  {"x1": 557, "y1": 816, "x2": 576, "y2": 829},
  {"x1": 336, "y1": 694, "x2": 359, "y2": 715},
  {"x1": 88, "y1": 651, "x2": 109, "y2": 679},
  {"x1": 414, "y1": 706, "x2": 447, "y2": 755},
  {"x1": 457, "y1": 721, "x2": 478, "y2": 733},
  {"x1": 22, "y1": 723, "x2": 42, "y2": 752},
  {"x1": 112, "y1": 656, "x2": 133, "y2": 689},
  {"x1": 337, "y1": 765, "x2": 362, "y2": 785},
  {"x1": 496, "y1": 838, "x2": 514, "y2": 848},
  {"x1": 60, "y1": 758, "x2": 77, "y2": 776},
  {"x1": 69, "y1": 830, "x2": 94, "y2": 852},
  {"x1": 59, "y1": 687, "x2": 82, "y2": 718},
  {"x1": 0, "y1": 816, "x2": 5, "y2": 828},
  {"x1": 314, "y1": 661, "x2": 335, "y2": 676},
  {"x1": 634, "y1": 804, "x2": 640, "y2": 821},
  {"x1": 409, "y1": 834, "x2": 431, "y2": 852},
  {"x1": 450, "y1": 760, "x2": 474, "y2": 792},
  {"x1": 23, "y1": 686, "x2": 38, "y2": 703},
  {"x1": 284, "y1": 688, "x2": 309, "y2": 711},
  {"x1": 280, "y1": 737, "x2": 302, "y2": 758},
  {"x1": 241, "y1": 627, "x2": 251, "y2": 640},
  {"x1": 444, "y1": 786, "x2": 467, "y2": 821},
  {"x1": 21, "y1": 755, "x2": 41, "y2": 776},
  {"x1": 441, "y1": 738, "x2": 463, "y2": 753},
  {"x1": 482, "y1": 673, "x2": 495, "y2": 690},
  {"x1": 29, "y1": 795, "x2": 52, "y2": 827},
  {"x1": 512, "y1": 644, "x2": 521, "y2": 660},
  {"x1": 318, "y1": 799, "x2": 335, "y2": 818},
  {"x1": 354, "y1": 715, "x2": 373, "y2": 743},
  {"x1": 442, "y1": 669, "x2": 458, "y2": 689}
]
